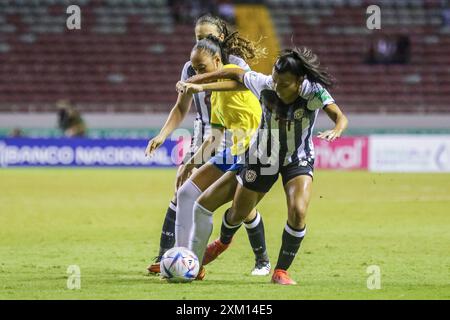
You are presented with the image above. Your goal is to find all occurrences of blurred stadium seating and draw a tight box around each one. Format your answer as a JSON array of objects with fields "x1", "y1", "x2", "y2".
[
  {"x1": 0, "y1": 0, "x2": 449, "y2": 113},
  {"x1": 269, "y1": 0, "x2": 450, "y2": 113}
]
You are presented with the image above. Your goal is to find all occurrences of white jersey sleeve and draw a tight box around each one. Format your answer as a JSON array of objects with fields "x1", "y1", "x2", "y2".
[
  {"x1": 229, "y1": 55, "x2": 251, "y2": 72},
  {"x1": 180, "y1": 61, "x2": 191, "y2": 82},
  {"x1": 300, "y1": 79, "x2": 335, "y2": 111},
  {"x1": 243, "y1": 71, "x2": 274, "y2": 100}
]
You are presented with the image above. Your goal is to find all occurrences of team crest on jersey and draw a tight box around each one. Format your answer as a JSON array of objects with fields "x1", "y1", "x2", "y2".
[
  {"x1": 245, "y1": 170, "x2": 257, "y2": 183},
  {"x1": 294, "y1": 109, "x2": 304, "y2": 120}
]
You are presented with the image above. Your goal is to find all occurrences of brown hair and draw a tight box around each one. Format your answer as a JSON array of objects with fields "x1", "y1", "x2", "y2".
[{"x1": 196, "y1": 14, "x2": 266, "y2": 63}]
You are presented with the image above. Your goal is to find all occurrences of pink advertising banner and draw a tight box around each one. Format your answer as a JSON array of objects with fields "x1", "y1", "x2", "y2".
[{"x1": 313, "y1": 136, "x2": 369, "y2": 170}]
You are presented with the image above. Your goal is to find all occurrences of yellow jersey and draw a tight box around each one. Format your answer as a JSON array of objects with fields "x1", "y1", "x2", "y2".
[{"x1": 210, "y1": 64, "x2": 262, "y2": 156}]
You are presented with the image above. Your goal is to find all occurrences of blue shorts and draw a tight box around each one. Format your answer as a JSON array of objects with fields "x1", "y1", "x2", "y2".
[{"x1": 209, "y1": 148, "x2": 244, "y2": 173}]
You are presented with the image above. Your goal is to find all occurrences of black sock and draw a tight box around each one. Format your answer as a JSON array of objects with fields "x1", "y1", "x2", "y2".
[
  {"x1": 219, "y1": 209, "x2": 242, "y2": 245},
  {"x1": 157, "y1": 201, "x2": 177, "y2": 258},
  {"x1": 244, "y1": 212, "x2": 269, "y2": 263},
  {"x1": 275, "y1": 223, "x2": 306, "y2": 271}
]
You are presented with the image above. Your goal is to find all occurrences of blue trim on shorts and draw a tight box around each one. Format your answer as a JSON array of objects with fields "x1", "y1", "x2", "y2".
[{"x1": 209, "y1": 148, "x2": 244, "y2": 172}]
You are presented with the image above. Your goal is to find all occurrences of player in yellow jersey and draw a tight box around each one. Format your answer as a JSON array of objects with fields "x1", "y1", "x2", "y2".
[
  {"x1": 173, "y1": 35, "x2": 271, "y2": 276},
  {"x1": 210, "y1": 63, "x2": 261, "y2": 159},
  {"x1": 178, "y1": 46, "x2": 349, "y2": 285}
]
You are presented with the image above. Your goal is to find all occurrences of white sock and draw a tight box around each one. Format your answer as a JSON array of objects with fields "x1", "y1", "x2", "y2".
[
  {"x1": 190, "y1": 201, "x2": 214, "y2": 264},
  {"x1": 175, "y1": 180, "x2": 202, "y2": 248}
]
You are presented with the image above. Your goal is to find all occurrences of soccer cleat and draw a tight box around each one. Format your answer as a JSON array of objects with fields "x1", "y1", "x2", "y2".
[
  {"x1": 202, "y1": 239, "x2": 230, "y2": 265},
  {"x1": 271, "y1": 269, "x2": 297, "y2": 285},
  {"x1": 195, "y1": 266, "x2": 206, "y2": 280},
  {"x1": 251, "y1": 261, "x2": 271, "y2": 276},
  {"x1": 147, "y1": 256, "x2": 161, "y2": 274}
]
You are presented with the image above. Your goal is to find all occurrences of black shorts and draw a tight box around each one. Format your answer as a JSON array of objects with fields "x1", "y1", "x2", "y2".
[{"x1": 237, "y1": 159, "x2": 314, "y2": 194}]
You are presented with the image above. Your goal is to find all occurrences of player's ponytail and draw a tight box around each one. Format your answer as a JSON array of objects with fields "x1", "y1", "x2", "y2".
[
  {"x1": 195, "y1": 13, "x2": 266, "y2": 63},
  {"x1": 275, "y1": 47, "x2": 334, "y2": 88},
  {"x1": 222, "y1": 31, "x2": 267, "y2": 64}
]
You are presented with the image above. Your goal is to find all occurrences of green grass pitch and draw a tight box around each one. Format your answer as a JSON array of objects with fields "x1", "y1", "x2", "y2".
[{"x1": 0, "y1": 168, "x2": 449, "y2": 300}]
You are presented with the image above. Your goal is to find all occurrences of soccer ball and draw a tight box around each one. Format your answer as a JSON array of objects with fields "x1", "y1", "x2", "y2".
[{"x1": 160, "y1": 247, "x2": 200, "y2": 283}]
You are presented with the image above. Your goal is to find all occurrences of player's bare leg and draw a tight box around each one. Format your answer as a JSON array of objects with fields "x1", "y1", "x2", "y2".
[
  {"x1": 223, "y1": 183, "x2": 270, "y2": 274},
  {"x1": 228, "y1": 183, "x2": 265, "y2": 225},
  {"x1": 197, "y1": 171, "x2": 237, "y2": 211},
  {"x1": 272, "y1": 175, "x2": 312, "y2": 285},
  {"x1": 195, "y1": 173, "x2": 270, "y2": 274},
  {"x1": 195, "y1": 171, "x2": 238, "y2": 265}
]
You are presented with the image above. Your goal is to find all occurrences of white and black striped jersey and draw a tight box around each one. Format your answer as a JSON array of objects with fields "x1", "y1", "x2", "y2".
[
  {"x1": 243, "y1": 71, "x2": 335, "y2": 166},
  {"x1": 181, "y1": 55, "x2": 250, "y2": 153}
]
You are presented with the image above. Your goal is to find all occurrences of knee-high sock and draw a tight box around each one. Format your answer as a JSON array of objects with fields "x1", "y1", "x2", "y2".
[
  {"x1": 219, "y1": 209, "x2": 242, "y2": 244},
  {"x1": 244, "y1": 212, "x2": 269, "y2": 263},
  {"x1": 190, "y1": 201, "x2": 214, "y2": 264},
  {"x1": 157, "y1": 200, "x2": 177, "y2": 258},
  {"x1": 175, "y1": 180, "x2": 202, "y2": 248},
  {"x1": 275, "y1": 223, "x2": 306, "y2": 271}
]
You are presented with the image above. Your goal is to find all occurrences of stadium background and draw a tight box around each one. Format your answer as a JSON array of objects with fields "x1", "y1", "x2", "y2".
[{"x1": 0, "y1": 0, "x2": 449, "y2": 300}]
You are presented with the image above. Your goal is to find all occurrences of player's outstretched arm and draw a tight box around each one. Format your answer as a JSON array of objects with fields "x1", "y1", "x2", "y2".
[
  {"x1": 203, "y1": 80, "x2": 247, "y2": 91},
  {"x1": 185, "y1": 68, "x2": 246, "y2": 85},
  {"x1": 145, "y1": 92, "x2": 192, "y2": 157},
  {"x1": 176, "y1": 80, "x2": 246, "y2": 94},
  {"x1": 317, "y1": 103, "x2": 348, "y2": 142}
]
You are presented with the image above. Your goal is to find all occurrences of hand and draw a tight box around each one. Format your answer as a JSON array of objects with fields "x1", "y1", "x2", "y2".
[
  {"x1": 176, "y1": 163, "x2": 195, "y2": 190},
  {"x1": 145, "y1": 134, "x2": 165, "y2": 157},
  {"x1": 176, "y1": 81, "x2": 203, "y2": 95},
  {"x1": 317, "y1": 129, "x2": 342, "y2": 142}
]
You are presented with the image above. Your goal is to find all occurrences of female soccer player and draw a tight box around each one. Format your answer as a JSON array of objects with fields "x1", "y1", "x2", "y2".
[
  {"x1": 178, "y1": 47, "x2": 349, "y2": 285},
  {"x1": 145, "y1": 14, "x2": 271, "y2": 277},
  {"x1": 173, "y1": 34, "x2": 274, "y2": 276}
]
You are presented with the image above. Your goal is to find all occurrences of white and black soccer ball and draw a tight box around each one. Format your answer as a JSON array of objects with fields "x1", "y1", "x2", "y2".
[{"x1": 160, "y1": 247, "x2": 199, "y2": 283}]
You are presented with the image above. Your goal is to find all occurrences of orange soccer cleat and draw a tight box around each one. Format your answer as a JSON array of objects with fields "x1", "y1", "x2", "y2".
[
  {"x1": 147, "y1": 256, "x2": 161, "y2": 274},
  {"x1": 195, "y1": 266, "x2": 206, "y2": 280},
  {"x1": 147, "y1": 262, "x2": 160, "y2": 274},
  {"x1": 202, "y1": 239, "x2": 230, "y2": 265},
  {"x1": 271, "y1": 269, "x2": 297, "y2": 285}
]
